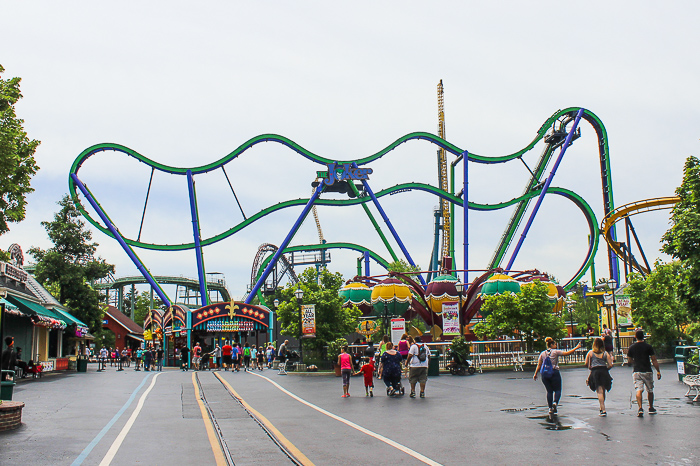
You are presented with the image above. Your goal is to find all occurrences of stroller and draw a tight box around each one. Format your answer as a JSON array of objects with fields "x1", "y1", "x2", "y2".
[
  {"x1": 447, "y1": 351, "x2": 476, "y2": 375},
  {"x1": 200, "y1": 352, "x2": 211, "y2": 371},
  {"x1": 26, "y1": 360, "x2": 43, "y2": 379}
]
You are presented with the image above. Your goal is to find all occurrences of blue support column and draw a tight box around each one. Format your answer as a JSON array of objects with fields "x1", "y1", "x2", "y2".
[
  {"x1": 364, "y1": 250, "x2": 370, "y2": 279},
  {"x1": 70, "y1": 174, "x2": 171, "y2": 307},
  {"x1": 463, "y1": 151, "x2": 469, "y2": 288},
  {"x1": 186, "y1": 170, "x2": 208, "y2": 307},
  {"x1": 506, "y1": 108, "x2": 584, "y2": 271},
  {"x1": 245, "y1": 183, "x2": 325, "y2": 304}
]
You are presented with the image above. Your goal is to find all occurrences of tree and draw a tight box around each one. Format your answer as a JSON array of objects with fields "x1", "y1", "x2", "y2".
[
  {"x1": 29, "y1": 195, "x2": 115, "y2": 331},
  {"x1": 627, "y1": 260, "x2": 690, "y2": 355},
  {"x1": 473, "y1": 280, "x2": 566, "y2": 351},
  {"x1": 276, "y1": 267, "x2": 361, "y2": 361},
  {"x1": 566, "y1": 283, "x2": 600, "y2": 335},
  {"x1": 662, "y1": 156, "x2": 700, "y2": 318},
  {"x1": 0, "y1": 65, "x2": 40, "y2": 240}
]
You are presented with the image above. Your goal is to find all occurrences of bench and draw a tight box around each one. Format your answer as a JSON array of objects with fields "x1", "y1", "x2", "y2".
[{"x1": 683, "y1": 374, "x2": 700, "y2": 402}]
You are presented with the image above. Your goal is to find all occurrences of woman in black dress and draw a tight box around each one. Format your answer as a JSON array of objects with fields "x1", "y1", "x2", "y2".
[{"x1": 585, "y1": 337, "x2": 614, "y2": 416}]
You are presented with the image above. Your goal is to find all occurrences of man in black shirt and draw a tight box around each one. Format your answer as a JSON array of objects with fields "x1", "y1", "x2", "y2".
[
  {"x1": 627, "y1": 330, "x2": 661, "y2": 417},
  {"x1": 1, "y1": 336, "x2": 17, "y2": 381}
]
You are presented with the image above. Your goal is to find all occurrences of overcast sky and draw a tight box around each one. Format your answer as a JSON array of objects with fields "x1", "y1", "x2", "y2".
[{"x1": 2, "y1": 2, "x2": 698, "y2": 303}]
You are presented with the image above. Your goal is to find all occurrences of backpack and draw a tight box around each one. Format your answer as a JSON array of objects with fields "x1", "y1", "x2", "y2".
[
  {"x1": 417, "y1": 344, "x2": 427, "y2": 362},
  {"x1": 540, "y1": 350, "x2": 554, "y2": 378},
  {"x1": 244, "y1": 347, "x2": 251, "y2": 357}
]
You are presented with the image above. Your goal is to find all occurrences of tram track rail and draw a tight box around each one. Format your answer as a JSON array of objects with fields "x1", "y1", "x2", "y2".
[{"x1": 194, "y1": 371, "x2": 311, "y2": 466}]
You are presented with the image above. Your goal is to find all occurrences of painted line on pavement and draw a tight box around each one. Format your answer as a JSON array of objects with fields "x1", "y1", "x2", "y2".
[
  {"x1": 71, "y1": 373, "x2": 154, "y2": 466},
  {"x1": 98, "y1": 372, "x2": 162, "y2": 466},
  {"x1": 193, "y1": 372, "x2": 228, "y2": 466},
  {"x1": 249, "y1": 372, "x2": 442, "y2": 466},
  {"x1": 213, "y1": 372, "x2": 314, "y2": 466}
]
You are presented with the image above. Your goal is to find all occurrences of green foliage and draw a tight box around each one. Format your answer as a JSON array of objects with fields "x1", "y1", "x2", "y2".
[
  {"x1": 449, "y1": 336, "x2": 471, "y2": 358},
  {"x1": 662, "y1": 156, "x2": 700, "y2": 318},
  {"x1": 276, "y1": 268, "x2": 361, "y2": 361},
  {"x1": 473, "y1": 280, "x2": 566, "y2": 351},
  {"x1": 94, "y1": 327, "x2": 116, "y2": 351},
  {"x1": 0, "y1": 65, "x2": 40, "y2": 235},
  {"x1": 29, "y1": 195, "x2": 115, "y2": 332},
  {"x1": 387, "y1": 259, "x2": 421, "y2": 276},
  {"x1": 132, "y1": 290, "x2": 163, "y2": 328},
  {"x1": 567, "y1": 289, "x2": 600, "y2": 335},
  {"x1": 628, "y1": 261, "x2": 690, "y2": 355},
  {"x1": 326, "y1": 337, "x2": 349, "y2": 363}
]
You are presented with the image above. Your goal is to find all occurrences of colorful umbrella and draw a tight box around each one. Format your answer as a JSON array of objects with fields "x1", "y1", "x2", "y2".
[
  {"x1": 425, "y1": 274, "x2": 460, "y2": 315},
  {"x1": 371, "y1": 278, "x2": 412, "y2": 317},
  {"x1": 339, "y1": 282, "x2": 374, "y2": 316}
]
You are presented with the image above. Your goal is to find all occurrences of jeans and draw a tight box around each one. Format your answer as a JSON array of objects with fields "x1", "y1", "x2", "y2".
[
  {"x1": 541, "y1": 369, "x2": 562, "y2": 408},
  {"x1": 156, "y1": 358, "x2": 163, "y2": 371}
]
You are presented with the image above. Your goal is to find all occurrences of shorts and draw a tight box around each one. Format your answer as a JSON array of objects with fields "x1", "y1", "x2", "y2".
[
  {"x1": 222, "y1": 355, "x2": 232, "y2": 365},
  {"x1": 409, "y1": 367, "x2": 428, "y2": 385},
  {"x1": 193, "y1": 356, "x2": 202, "y2": 364},
  {"x1": 633, "y1": 372, "x2": 654, "y2": 393},
  {"x1": 341, "y1": 369, "x2": 352, "y2": 386}
]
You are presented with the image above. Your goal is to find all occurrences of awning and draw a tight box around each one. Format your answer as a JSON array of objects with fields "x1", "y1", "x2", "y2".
[
  {"x1": 6, "y1": 295, "x2": 67, "y2": 329},
  {"x1": 126, "y1": 334, "x2": 144, "y2": 342},
  {"x1": 52, "y1": 307, "x2": 88, "y2": 328},
  {"x1": 1, "y1": 298, "x2": 22, "y2": 316}
]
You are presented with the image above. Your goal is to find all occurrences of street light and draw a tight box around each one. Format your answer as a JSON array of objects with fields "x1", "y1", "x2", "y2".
[
  {"x1": 606, "y1": 279, "x2": 621, "y2": 354},
  {"x1": 294, "y1": 288, "x2": 304, "y2": 364},
  {"x1": 273, "y1": 299, "x2": 280, "y2": 345},
  {"x1": 565, "y1": 298, "x2": 576, "y2": 337},
  {"x1": 455, "y1": 281, "x2": 465, "y2": 336}
]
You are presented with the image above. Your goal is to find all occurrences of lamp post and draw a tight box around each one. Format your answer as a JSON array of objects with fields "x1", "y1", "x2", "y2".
[
  {"x1": 294, "y1": 288, "x2": 304, "y2": 364},
  {"x1": 606, "y1": 279, "x2": 621, "y2": 354},
  {"x1": 565, "y1": 298, "x2": 576, "y2": 337},
  {"x1": 273, "y1": 299, "x2": 279, "y2": 345},
  {"x1": 455, "y1": 281, "x2": 464, "y2": 336}
]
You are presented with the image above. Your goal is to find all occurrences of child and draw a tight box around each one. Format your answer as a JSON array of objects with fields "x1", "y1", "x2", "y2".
[
  {"x1": 355, "y1": 358, "x2": 375, "y2": 397},
  {"x1": 257, "y1": 346, "x2": 265, "y2": 371}
]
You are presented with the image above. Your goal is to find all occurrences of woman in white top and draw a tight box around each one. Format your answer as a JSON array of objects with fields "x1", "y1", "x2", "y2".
[
  {"x1": 533, "y1": 337, "x2": 581, "y2": 414},
  {"x1": 585, "y1": 337, "x2": 614, "y2": 416}
]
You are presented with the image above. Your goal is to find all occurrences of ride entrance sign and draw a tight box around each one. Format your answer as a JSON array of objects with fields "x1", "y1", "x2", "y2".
[
  {"x1": 442, "y1": 302, "x2": 460, "y2": 336},
  {"x1": 302, "y1": 304, "x2": 316, "y2": 338},
  {"x1": 391, "y1": 318, "x2": 405, "y2": 344}
]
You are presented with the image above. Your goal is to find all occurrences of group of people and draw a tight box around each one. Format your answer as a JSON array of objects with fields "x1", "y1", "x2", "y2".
[
  {"x1": 180, "y1": 341, "x2": 279, "y2": 372},
  {"x1": 0, "y1": 336, "x2": 35, "y2": 379},
  {"x1": 337, "y1": 334, "x2": 431, "y2": 399},
  {"x1": 534, "y1": 330, "x2": 661, "y2": 417},
  {"x1": 96, "y1": 345, "x2": 164, "y2": 372}
]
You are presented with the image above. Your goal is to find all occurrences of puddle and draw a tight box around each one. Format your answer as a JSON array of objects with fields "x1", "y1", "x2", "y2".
[
  {"x1": 527, "y1": 414, "x2": 573, "y2": 430},
  {"x1": 501, "y1": 407, "x2": 536, "y2": 413}
]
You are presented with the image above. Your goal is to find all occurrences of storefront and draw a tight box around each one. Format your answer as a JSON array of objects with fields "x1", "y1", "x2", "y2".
[{"x1": 102, "y1": 305, "x2": 144, "y2": 351}]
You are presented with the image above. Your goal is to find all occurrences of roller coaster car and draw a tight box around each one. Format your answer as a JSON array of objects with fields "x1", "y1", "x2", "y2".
[
  {"x1": 447, "y1": 352, "x2": 476, "y2": 376},
  {"x1": 311, "y1": 180, "x2": 364, "y2": 198}
]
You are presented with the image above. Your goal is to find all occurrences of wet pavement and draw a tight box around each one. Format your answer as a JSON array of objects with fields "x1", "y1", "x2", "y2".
[{"x1": 0, "y1": 362, "x2": 697, "y2": 465}]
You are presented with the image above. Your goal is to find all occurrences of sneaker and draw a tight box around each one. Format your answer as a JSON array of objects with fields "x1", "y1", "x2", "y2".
[
  {"x1": 366, "y1": 393, "x2": 369, "y2": 397},
  {"x1": 552, "y1": 402, "x2": 558, "y2": 414},
  {"x1": 388, "y1": 388, "x2": 395, "y2": 396},
  {"x1": 420, "y1": 392, "x2": 425, "y2": 398},
  {"x1": 599, "y1": 410, "x2": 607, "y2": 417},
  {"x1": 637, "y1": 408, "x2": 644, "y2": 417},
  {"x1": 341, "y1": 394, "x2": 348, "y2": 398},
  {"x1": 370, "y1": 390, "x2": 373, "y2": 397},
  {"x1": 410, "y1": 392, "x2": 416, "y2": 398},
  {"x1": 648, "y1": 407, "x2": 657, "y2": 414}
]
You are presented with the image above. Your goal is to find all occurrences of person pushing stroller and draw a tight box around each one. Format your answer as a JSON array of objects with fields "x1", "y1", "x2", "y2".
[{"x1": 378, "y1": 342, "x2": 404, "y2": 396}]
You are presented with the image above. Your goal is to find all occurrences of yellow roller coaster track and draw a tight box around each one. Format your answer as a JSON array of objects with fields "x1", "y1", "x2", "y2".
[{"x1": 600, "y1": 196, "x2": 680, "y2": 274}]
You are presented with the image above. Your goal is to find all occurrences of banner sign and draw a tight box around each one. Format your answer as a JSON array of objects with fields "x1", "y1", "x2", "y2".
[
  {"x1": 302, "y1": 304, "x2": 316, "y2": 338},
  {"x1": 191, "y1": 302, "x2": 269, "y2": 329},
  {"x1": 442, "y1": 302, "x2": 460, "y2": 336},
  {"x1": 357, "y1": 320, "x2": 379, "y2": 336},
  {"x1": 391, "y1": 318, "x2": 405, "y2": 344}
]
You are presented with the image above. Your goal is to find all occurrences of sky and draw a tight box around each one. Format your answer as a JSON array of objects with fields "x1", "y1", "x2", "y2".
[{"x1": 2, "y1": 2, "x2": 699, "y2": 304}]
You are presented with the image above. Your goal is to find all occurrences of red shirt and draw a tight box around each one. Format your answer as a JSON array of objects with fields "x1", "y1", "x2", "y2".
[
  {"x1": 222, "y1": 344, "x2": 233, "y2": 356},
  {"x1": 359, "y1": 362, "x2": 374, "y2": 385}
]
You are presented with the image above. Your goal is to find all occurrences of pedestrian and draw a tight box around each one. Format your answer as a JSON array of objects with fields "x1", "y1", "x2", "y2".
[
  {"x1": 627, "y1": 330, "x2": 661, "y2": 417},
  {"x1": 1, "y1": 336, "x2": 17, "y2": 381},
  {"x1": 192, "y1": 342, "x2": 202, "y2": 371},
  {"x1": 354, "y1": 356, "x2": 375, "y2": 397},
  {"x1": 266, "y1": 344, "x2": 275, "y2": 368},
  {"x1": 99, "y1": 346, "x2": 108, "y2": 371},
  {"x1": 243, "y1": 342, "x2": 252, "y2": 371},
  {"x1": 407, "y1": 337, "x2": 430, "y2": 398},
  {"x1": 257, "y1": 346, "x2": 265, "y2": 371},
  {"x1": 585, "y1": 337, "x2": 614, "y2": 416},
  {"x1": 379, "y1": 341, "x2": 404, "y2": 396},
  {"x1": 221, "y1": 341, "x2": 232, "y2": 371},
  {"x1": 338, "y1": 345, "x2": 353, "y2": 397},
  {"x1": 180, "y1": 345, "x2": 190, "y2": 371},
  {"x1": 533, "y1": 337, "x2": 582, "y2": 414},
  {"x1": 135, "y1": 347, "x2": 143, "y2": 371},
  {"x1": 156, "y1": 346, "x2": 164, "y2": 371},
  {"x1": 397, "y1": 333, "x2": 410, "y2": 377},
  {"x1": 212, "y1": 344, "x2": 222, "y2": 370},
  {"x1": 232, "y1": 343, "x2": 241, "y2": 372},
  {"x1": 250, "y1": 345, "x2": 258, "y2": 370},
  {"x1": 118, "y1": 348, "x2": 128, "y2": 371},
  {"x1": 14, "y1": 347, "x2": 28, "y2": 378},
  {"x1": 602, "y1": 325, "x2": 614, "y2": 353},
  {"x1": 277, "y1": 340, "x2": 289, "y2": 375},
  {"x1": 143, "y1": 346, "x2": 153, "y2": 371}
]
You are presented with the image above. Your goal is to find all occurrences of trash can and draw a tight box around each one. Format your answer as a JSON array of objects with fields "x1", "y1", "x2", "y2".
[
  {"x1": 428, "y1": 350, "x2": 440, "y2": 377},
  {"x1": 675, "y1": 346, "x2": 695, "y2": 381},
  {"x1": 1, "y1": 370, "x2": 16, "y2": 401},
  {"x1": 77, "y1": 357, "x2": 88, "y2": 373}
]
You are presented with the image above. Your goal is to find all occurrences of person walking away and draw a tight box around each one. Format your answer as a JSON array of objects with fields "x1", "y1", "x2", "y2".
[
  {"x1": 277, "y1": 340, "x2": 289, "y2": 375},
  {"x1": 221, "y1": 341, "x2": 232, "y2": 371},
  {"x1": 135, "y1": 347, "x2": 143, "y2": 371},
  {"x1": 156, "y1": 346, "x2": 164, "y2": 371},
  {"x1": 212, "y1": 344, "x2": 222, "y2": 370},
  {"x1": 602, "y1": 325, "x2": 614, "y2": 354},
  {"x1": 257, "y1": 346, "x2": 265, "y2": 371},
  {"x1": 143, "y1": 347, "x2": 153, "y2": 371},
  {"x1": 533, "y1": 337, "x2": 582, "y2": 414},
  {"x1": 627, "y1": 330, "x2": 661, "y2": 417},
  {"x1": 231, "y1": 343, "x2": 241, "y2": 372},
  {"x1": 585, "y1": 337, "x2": 614, "y2": 416},
  {"x1": 397, "y1": 333, "x2": 410, "y2": 378},
  {"x1": 192, "y1": 342, "x2": 202, "y2": 371},
  {"x1": 267, "y1": 344, "x2": 275, "y2": 368},
  {"x1": 354, "y1": 356, "x2": 375, "y2": 397},
  {"x1": 407, "y1": 337, "x2": 431, "y2": 398},
  {"x1": 250, "y1": 345, "x2": 258, "y2": 370},
  {"x1": 338, "y1": 345, "x2": 353, "y2": 397},
  {"x1": 243, "y1": 343, "x2": 252, "y2": 371},
  {"x1": 118, "y1": 348, "x2": 128, "y2": 371},
  {"x1": 180, "y1": 345, "x2": 190, "y2": 371},
  {"x1": 379, "y1": 342, "x2": 404, "y2": 396},
  {"x1": 1, "y1": 337, "x2": 17, "y2": 381}
]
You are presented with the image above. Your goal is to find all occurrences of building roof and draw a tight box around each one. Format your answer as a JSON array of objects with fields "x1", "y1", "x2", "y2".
[{"x1": 103, "y1": 305, "x2": 144, "y2": 335}]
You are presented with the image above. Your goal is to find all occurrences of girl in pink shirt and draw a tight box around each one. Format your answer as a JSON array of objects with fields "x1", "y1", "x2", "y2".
[{"x1": 338, "y1": 345, "x2": 353, "y2": 397}]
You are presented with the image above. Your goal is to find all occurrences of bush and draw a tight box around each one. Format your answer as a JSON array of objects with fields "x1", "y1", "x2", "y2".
[{"x1": 327, "y1": 337, "x2": 348, "y2": 364}]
